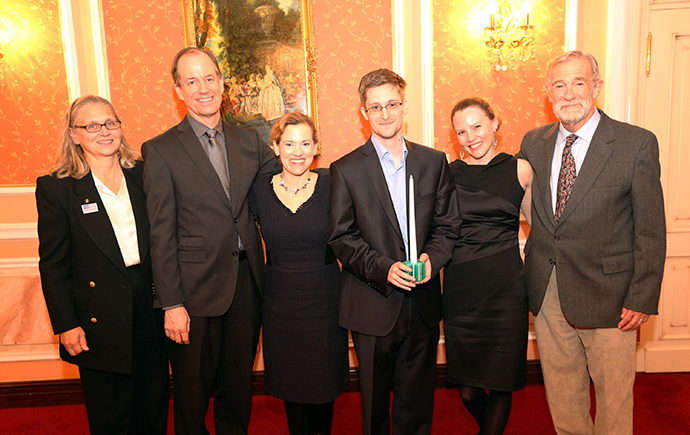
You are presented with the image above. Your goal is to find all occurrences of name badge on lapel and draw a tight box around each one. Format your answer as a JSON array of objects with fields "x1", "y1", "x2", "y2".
[{"x1": 81, "y1": 203, "x2": 99, "y2": 214}]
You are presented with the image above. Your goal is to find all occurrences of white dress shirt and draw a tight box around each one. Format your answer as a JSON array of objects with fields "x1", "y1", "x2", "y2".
[
  {"x1": 550, "y1": 109, "x2": 602, "y2": 213},
  {"x1": 92, "y1": 172, "x2": 141, "y2": 267}
]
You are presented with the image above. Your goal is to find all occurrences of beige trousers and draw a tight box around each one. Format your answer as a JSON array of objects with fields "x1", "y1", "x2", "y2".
[{"x1": 534, "y1": 268, "x2": 636, "y2": 435}]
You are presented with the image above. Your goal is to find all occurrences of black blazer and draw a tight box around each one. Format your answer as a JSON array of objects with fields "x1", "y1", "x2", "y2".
[
  {"x1": 328, "y1": 139, "x2": 461, "y2": 336},
  {"x1": 141, "y1": 116, "x2": 281, "y2": 317},
  {"x1": 36, "y1": 162, "x2": 160, "y2": 374},
  {"x1": 519, "y1": 111, "x2": 666, "y2": 327}
]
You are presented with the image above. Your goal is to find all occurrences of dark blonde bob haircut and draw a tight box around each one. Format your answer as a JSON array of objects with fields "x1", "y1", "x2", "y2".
[{"x1": 50, "y1": 95, "x2": 138, "y2": 179}]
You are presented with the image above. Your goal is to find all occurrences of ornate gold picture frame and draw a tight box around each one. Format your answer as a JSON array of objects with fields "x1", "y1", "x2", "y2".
[{"x1": 181, "y1": 0, "x2": 318, "y2": 148}]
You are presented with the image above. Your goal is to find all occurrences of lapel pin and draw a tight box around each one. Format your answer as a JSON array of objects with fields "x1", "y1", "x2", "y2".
[{"x1": 82, "y1": 202, "x2": 99, "y2": 214}]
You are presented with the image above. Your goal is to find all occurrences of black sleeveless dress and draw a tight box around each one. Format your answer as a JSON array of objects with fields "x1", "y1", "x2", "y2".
[
  {"x1": 443, "y1": 153, "x2": 528, "y2": 392},
  {"x1": 249, "y1": 171, "x2": 350, "y2": 404}
]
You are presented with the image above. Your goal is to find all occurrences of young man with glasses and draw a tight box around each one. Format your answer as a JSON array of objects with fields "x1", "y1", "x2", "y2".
[{"x1": 329, "y1": 68, "x2": 460, "y2": 435}]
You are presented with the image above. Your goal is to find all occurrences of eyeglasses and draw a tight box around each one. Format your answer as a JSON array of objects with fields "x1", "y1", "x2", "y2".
[
  {"x1": 365, "y1": 101, "x2": 403, "y2": 114},
  {"x1": 73, "y1": 120, "x2": 122, "y2": 133}
]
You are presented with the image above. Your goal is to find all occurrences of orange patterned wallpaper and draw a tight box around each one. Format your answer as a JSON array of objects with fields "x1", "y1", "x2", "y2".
[
  {"x1": 311, "y1": 0, "x2": 393, "y2": 167},
  {"x1": 0, "y1": 0, "x2": 70, "y2": 185},
  {"x1": 433, "y1": 0, "x2": 565, "y2": 161},
  {"x1": 0, "y1": 1, "x2": 563, "y2": 182},
  {"x1": 101, "y1": 0, "x2": 393, "y2": 165},
  {"x1": 102, "y1": 0, "x2": 186, "y2": 153}
]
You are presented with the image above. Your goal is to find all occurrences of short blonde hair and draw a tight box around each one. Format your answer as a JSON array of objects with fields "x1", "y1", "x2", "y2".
[
  {"x1": 270, "y1": 111, "x2": 318, "y2": 145},
  {"x1": 50, "y1": 95, "x2": 138, "y2": 179}
]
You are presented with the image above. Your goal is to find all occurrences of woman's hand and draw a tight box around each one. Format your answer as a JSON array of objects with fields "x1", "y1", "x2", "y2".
[{"x1": 60, "y1": 327, "x2": 89, "y2": 356}]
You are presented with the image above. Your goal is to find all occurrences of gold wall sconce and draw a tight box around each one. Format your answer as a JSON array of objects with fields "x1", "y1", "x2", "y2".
[{"x1": 484, "y1": 1, "x2": 535, "y2": 71}]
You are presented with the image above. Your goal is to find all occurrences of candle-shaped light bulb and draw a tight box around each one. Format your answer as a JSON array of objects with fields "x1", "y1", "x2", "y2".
[
  {"x1": 490, "y1": 14, "x2": 495, "y2": 28},
  {"x1": 408, "y1": 175, "x2": 418, "y2": 263},
  {"x1": 525, "y1": 13, "x2": 530, "y2": 26}
]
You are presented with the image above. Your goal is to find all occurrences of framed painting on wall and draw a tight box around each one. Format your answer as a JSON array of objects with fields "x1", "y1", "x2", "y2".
[{"x1": 181, "y1": 0, "x2": 318, "y2": 148}]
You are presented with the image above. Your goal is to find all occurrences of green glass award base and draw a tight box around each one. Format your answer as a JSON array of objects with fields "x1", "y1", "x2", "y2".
[{"x1": 403, "y1": 260, "x2": 426, "y2": 282}]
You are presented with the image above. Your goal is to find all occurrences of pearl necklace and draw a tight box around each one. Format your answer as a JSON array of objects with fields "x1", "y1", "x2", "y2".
[{"x1": 279, "y1": 173, "x2": 312, "y2": 194}]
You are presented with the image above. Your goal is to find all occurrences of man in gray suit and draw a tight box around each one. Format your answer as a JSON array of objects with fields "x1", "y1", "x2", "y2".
[
  {"x1": 519, "y1": 51, "x2": 666, "y2": 434},
  {"x1": 142, "y1": 48, "x2": 280, "y2": 434}
]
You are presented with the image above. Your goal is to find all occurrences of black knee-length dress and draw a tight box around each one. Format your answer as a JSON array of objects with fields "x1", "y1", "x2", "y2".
[
  {"x1": 443, "y1": 153, "x2": 528, "y2": 392},
  {"x1": 250, "y1": 171, "x2": 350, "y2": 404}
]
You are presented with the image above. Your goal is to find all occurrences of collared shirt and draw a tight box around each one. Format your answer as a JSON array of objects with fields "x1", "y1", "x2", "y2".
[
  {"x1": 372, "y1": 136, "x2": 409, "y2": 260},
  {"x1": 91, "y1": 172, "x2": 141, "y2": 267},
  {"x1": 550, "y1": 108, "x2": 602, "y2": 213},
  {"x1": 187, "y1": 115, "x2": 245, "y2": 250},
  {"x1": 187, "y1": 115, "x2": 228, "y2": 181}
]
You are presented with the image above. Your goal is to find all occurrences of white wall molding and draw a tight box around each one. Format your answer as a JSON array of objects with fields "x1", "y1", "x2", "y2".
[
  {"x1": 565, "y1": 0, "x2": 579, "y2": 51},
  {"x1": 419, "y1": 0, "x2": 433, "y2": 148},
  {"x1": 0, "y1": 257, "x2": 39, "y2": 269},
  {"x1": 0, "y1": 344, "x2": 59, "y2": 363},
  {"x1": 59, "y1": 0, "x2": 81, "y2": 100},
  {"x1": 0, "y1": 223, "x2": 38, "y2": 242},
  {"x1": 0, "y1": 186, "x2": 36, "y2": 196},
  {"x1": 89, "y1": 0, "x2": 110, "y2": 99},
  {"x1": 59, "y1": 0, "x2": 110, "y2": 99},
  {"x1": 605, "y1": 0, "x2": 633, "y2": 121},
  {"x1": 392, "y1": 0, "x2": 434, "y2": 147}
]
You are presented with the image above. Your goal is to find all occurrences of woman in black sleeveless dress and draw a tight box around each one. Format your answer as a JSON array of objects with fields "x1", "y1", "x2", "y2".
[
  {"x1": 443, "y1": 97, "x2": 533, "y2": 434},
  {"x1": 249, "y1": 112, "x2": 349, "y2": 435}
]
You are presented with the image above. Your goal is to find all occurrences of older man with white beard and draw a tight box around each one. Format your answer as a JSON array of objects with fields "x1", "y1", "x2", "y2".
[{"x1": 517, "y1": 51, "x2": 666, "y2": 434}]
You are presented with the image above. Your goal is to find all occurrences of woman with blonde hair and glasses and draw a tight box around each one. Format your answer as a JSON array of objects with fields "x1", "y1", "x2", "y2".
[{"x1": 36, "y1": 95, "x2": 169, "y2": 434}]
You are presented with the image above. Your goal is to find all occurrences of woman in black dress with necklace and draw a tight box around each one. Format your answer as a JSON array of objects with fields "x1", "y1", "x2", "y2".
[
  {"x1": 443, "y1": 97, "x2": 533, "y2": 434},
  {"x1": 249, "y1": 112, "x2": 349, "y2": 435}
]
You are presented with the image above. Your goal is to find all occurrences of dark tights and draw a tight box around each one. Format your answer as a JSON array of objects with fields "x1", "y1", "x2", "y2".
[
  {"x1": 284, "y1": 400, "x2": 335, "y2": 435},
  {"x1": 458, "y1": 386, "x2": 512, "y2": 435}
]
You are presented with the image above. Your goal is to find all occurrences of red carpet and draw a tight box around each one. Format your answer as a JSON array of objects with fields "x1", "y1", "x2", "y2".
[{"x1": 1, "y1": 373, "x2": 688, "y2": 434}]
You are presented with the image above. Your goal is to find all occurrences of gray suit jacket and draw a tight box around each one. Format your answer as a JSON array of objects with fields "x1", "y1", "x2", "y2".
[
  {"x1": 142, "y1": 116, "x2": 280, "y2": 317},
  {"x1": 519, "y1": 111, "x2": 666, "y2": 328}
]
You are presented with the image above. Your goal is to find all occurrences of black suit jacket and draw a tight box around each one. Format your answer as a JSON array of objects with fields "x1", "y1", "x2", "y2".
[
  {"x1": 36, "y1": 163, "x2": 160, "y2": 374},
  {"x1": 519, "y1": 111, "x2": 666, "y2": 327},
  {"x1": 142, "y1": 116, "x2": 280, "y2": 317},
  {"x1": 328, "y1": 139, "x2": 460, "y2": 336}
]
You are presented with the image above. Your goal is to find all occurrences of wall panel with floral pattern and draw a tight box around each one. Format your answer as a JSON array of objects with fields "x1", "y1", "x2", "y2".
[
  {"x1": 102, "y1": 0, "x2": 186, "y2": 152},
  {"x1": 312, "y1": 0, "x2": 393, "y2": 166},
  {"x1": 433, "y1": 0, "x2": 565, "y2": 161},
  {"x1": 0, "y1": 0, "x2": 70, "y2": 185}
]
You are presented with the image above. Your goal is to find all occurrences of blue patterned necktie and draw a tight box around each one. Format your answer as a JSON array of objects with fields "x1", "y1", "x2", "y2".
[{"x1": 555, "y1": 134, "x2": 578, "y2": 223}]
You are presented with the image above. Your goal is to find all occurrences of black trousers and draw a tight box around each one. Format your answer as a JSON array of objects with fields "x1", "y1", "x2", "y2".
[
  {"x1": 79, "y1": 264, "x2": 169, "y2": 435},
  {"x1": 168, "y1": 257, "x2": 262, "y2": 435},
  {"x1": 352, "y1": 295, "x2": 440, "y2": 435}
]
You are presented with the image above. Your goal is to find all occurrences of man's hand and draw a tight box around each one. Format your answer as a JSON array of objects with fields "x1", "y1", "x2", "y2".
[
  {"x1": 416, "y1": 253, "x2": 432, "y2": 284},
  {"x1": 618, "y1": 307, "x2": 650, "y2": 331},
  {"x1": 60, "y1": 327, "x2": 89, "y2": 356},
  {"x1": 388, "y1": 262, "x2": 417, "y2": 291},
  {"x1": 165, "y1": 306, "x2": 191, "y2": 344}
]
